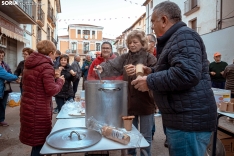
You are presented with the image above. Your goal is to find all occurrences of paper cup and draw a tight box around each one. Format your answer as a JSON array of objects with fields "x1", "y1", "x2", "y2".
[
  {"x1": 136, "y1": 64, "x2": 144, "y2": 77},
  {"x1": 123, "y1": 119, "x2": 133, "y2": 131}
]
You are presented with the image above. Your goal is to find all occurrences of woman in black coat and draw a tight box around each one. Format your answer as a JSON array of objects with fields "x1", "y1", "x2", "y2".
[{"x1": 55, "y1": 54, "x2": 77, "y2": 112}]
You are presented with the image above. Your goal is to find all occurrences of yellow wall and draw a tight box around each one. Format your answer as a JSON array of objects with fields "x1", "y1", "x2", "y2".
[
  {"x1": 90, "y1": 43, "x2": 95, "y2": 51},
  {"x1": 97, "y1": 31, "x2": 102, "y2": 40},
  {"x1": 60, "y1": 41, "x2": 69, "y2": 54},
  {"x1": 60, "y1": 26, "x2": 103, "y2": 55},
  {"x1": 70, "y1": 29, "x2": 76, "y2": 39}
]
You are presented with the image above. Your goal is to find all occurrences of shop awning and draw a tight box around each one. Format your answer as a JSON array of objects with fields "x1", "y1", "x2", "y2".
[{"x1": 1, "y1": 27, "x2": 30, "y2": 44}]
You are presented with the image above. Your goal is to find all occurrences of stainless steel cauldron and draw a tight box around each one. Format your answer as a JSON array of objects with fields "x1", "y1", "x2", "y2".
[{"x1": 85, "y1": 80, "x2": 128, "y2": 128}]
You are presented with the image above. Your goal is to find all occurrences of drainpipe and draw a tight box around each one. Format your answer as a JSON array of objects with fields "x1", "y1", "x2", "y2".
[
  {"x1": 220, "y1": 0, "x2": 223, "y2": 29},
  {"x1": 148, "y1": 4, "x2": 150, "y2": 34}
]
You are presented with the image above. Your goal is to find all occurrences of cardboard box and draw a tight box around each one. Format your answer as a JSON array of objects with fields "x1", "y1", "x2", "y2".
[
  {"x1": 212, "y1": 88, "x2": 231, "y2": 103},
  {"x1": 217, "y1": 130, "x2": 234, "y2": 156}
]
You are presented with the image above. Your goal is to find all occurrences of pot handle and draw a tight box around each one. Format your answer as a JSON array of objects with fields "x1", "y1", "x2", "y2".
[{"x1": 98, "y1": 87, "x2": 121, "y2": 91}]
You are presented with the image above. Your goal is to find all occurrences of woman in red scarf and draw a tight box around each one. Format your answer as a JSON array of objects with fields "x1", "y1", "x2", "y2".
[{"x1": 87, "y1": 42, "x2": 122, "y2": 80}]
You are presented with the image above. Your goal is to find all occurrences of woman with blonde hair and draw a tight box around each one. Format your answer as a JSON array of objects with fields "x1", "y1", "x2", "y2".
[
  {"x1": 96, "y1": 30, "x2": 157, "y2": 156},
  {"x1": 19, "y1": 40, "x2": 65, "y2": 156}
]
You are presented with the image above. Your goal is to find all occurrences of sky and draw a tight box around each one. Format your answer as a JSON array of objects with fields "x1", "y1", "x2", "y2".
[{"x1": 57, "y1": 0, "x2": 146, "y2": 39}]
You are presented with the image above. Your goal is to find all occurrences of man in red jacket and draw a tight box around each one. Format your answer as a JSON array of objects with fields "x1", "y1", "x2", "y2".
[{"x1": 20, "y1": 40, "x2": 65, "y2": 156}]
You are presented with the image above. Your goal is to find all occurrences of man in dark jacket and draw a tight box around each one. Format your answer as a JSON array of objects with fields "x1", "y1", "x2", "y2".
[
  {"x1": 81, "y1": 54, "x2": 92, "y2": 90},
  {"x1": 53, "y1": 50, "x2": 61, "y2": 69},
  {"x1": 131, "y1": 2, "x2": 217, "y2": 156},
  {"x1": 71, "y1": 54, "x2": 82, "y2": 98}
]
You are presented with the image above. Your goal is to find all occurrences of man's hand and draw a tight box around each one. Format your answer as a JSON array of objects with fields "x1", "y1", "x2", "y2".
[
  {"x1": 143, "y1": 66, "x2": 152, "y2": 75},
  {"x1": 124, "y1": 64, "x2": 135, "y2": 76},
  {"x1": 220, "y1": 71, "x2": 224, "y2": 75},
  {"x1": 85, "y1": 66, "x2": 89, "y2": 69},
  {"x1": 131, "y1": 76, "x2": 149, "y2": 92},
  {"x1": 210, "y1": 71, "x2": 216, "y2": 76},
  {"x1": 94, "y1": 65, "x2": 103, "y2": 73}
]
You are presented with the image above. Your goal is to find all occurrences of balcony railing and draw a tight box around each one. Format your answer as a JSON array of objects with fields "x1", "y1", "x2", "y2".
[
  {"x1": 51, "y1": 36, "x2": 57, "y2": 47},
  {"x1": 37, "y1": 7, "x2": 45, "y2": 27},
  {"x1": 0, "y1": 0, "x2": 37, "y2": 24},
  {"x1": 184, "y1": 0, "x2": 199, "y2": 16},
  {"x1": 17, "y1": 0, "x2": 36, "y2": 19},
  {"x1": 51, "y1": 16, "x2": 56, "y2": 27},
  {"x1": 47, "y1": 6, "x2": 53, "y2": 23}
]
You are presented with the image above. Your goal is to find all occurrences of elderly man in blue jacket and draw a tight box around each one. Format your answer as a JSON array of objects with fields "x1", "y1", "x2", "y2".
[{"x1": 131, "y1": 1, "x2": 217, "y2": 156}]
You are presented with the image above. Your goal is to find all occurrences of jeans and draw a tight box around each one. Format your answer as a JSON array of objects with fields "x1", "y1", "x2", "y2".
[
  {"x1": 212, "y1": 81, "x2": 225, "y2": 89},
  {"x1": 166, "y1": 127, "x2": 212, "y2": 156},
  {"x1": 31, "y1": 145, "x2": 43, "y2": 156},
  {"x1": 55, "y1": 97, "x2": 73, "y2": 112},
  {"x1": 72, "y1": 79, "x2": 80, "y2": 98},
  {"x1": 0, "y1": 92, "x2": 9, "y2": 122},
  {"x1": 152, "y1": 117, "x2": 155, "y2": 136},
  {"x1": 128, "y1": 114, "x2": 154, "y2": 156}
]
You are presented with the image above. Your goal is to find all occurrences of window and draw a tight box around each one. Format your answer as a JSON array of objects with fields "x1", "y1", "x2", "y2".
[
  {"x1": 71, "y1": 42, "x2": 77, "y2": 53},
  {"x1": 37, "y1": 26, "x2": 42, "y2": 43},
  {"x1": 139, "y1": 20, "x2": 141, "y2": 26},
  {"x1": 96, "y1": 43, "x2": 100, "y2": 51},
  {"x1": 150, "y1": 0, "x2": 153, "y2": 9},
  {"x1": 92, "y1": 31, "x2": 95, "y2": 35},
  {"x1": 47, "y1": 26, "x2": 50, "y2": 40},
  {"x1": 83, "y1": 30, "x2": 90, "y2": 35},
  {"x1": 77, "y1": 30, "x2": 81, "y2": 34},
  {"x1": 0, "y1": 35, "x2": 7, "y2": 48},
  {"x1": 184, "y1": 0, "x2": 199, "y2": 15},
  {"x1": 83, "y1": 42, "x2": 89, "y2": 53},
  {"x1": 191, "y1": 18, "x2": 197, "y2": 32}
]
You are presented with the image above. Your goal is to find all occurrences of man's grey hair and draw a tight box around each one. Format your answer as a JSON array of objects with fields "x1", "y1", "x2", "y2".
[
  {"x1": 86, "y1": 54, "x2": 91, "y2": 58},
  {"x1": 74, "y1": 54, "x2": 80, "y2": 59},
  {"x1": 147, "y1": 34, "x2": 156, "y2": 43},
  {"x1": 153, "y1": 1, "x2": 182, "y2": 23}
]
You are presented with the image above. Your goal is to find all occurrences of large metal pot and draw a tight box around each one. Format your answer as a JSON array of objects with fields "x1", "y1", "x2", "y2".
[{"x1": 85, "y1": 80, "x2": 128, "y2": 128}]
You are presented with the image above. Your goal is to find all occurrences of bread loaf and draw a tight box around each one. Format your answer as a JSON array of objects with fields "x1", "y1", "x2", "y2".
[{"x1": 101, "y1": 126, "x2": 130, "y2": 145}]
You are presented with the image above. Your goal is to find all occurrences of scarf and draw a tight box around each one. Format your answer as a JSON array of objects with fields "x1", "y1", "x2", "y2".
[{"x1": 156, "y1": 21, "x2": 186, "y2": 59}]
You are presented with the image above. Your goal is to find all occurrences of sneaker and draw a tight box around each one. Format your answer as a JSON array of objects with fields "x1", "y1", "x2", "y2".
[
  {"x1": 53, "y1": 108, "x2": 58, "y2": 114},
  {"x1": 0, "y1": 121, "x2": 9, "y2": 127}
]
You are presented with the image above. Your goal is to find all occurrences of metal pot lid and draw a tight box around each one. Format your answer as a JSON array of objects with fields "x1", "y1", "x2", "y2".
[{"x1": 46, "y1": 127, "x2": 102, "y2": 150}]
